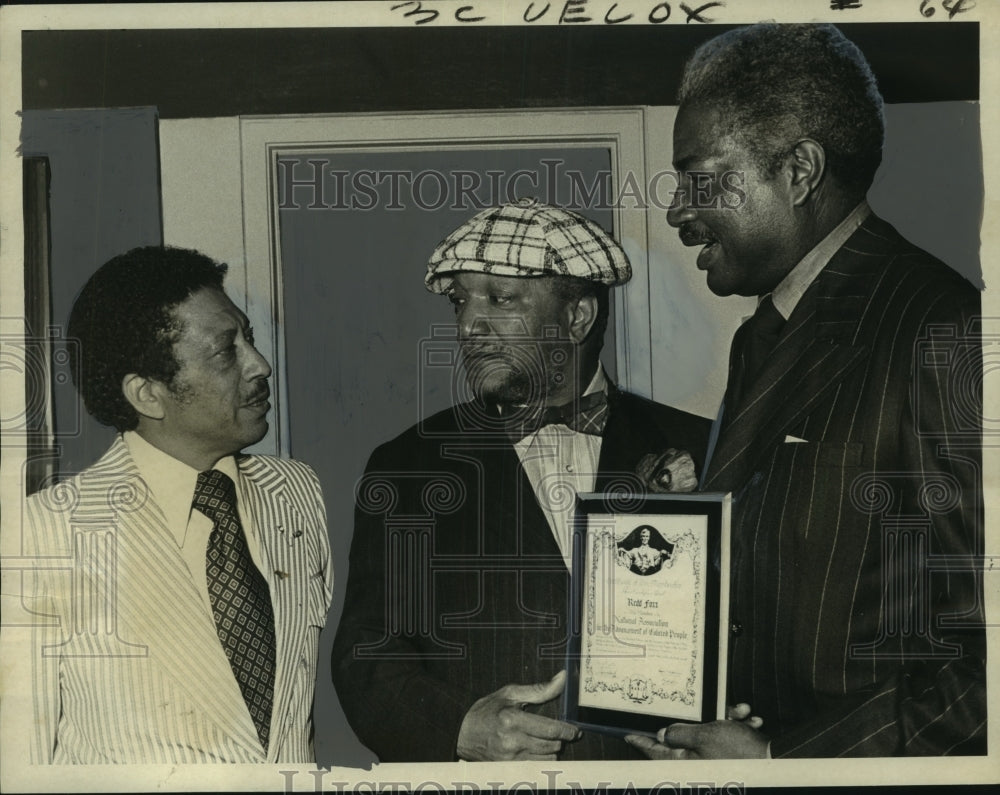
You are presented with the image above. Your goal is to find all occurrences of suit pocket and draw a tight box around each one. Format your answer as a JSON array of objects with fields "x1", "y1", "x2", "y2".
[
  {"x1": 779, "y1": 440, "x2": 864, "y2": 468},
  {"x1": 757, "y1": 441, "x2": 867, "y2": 546},
  {"x1": 739, "y1": 442, "x2": 864, "y2": 521}
]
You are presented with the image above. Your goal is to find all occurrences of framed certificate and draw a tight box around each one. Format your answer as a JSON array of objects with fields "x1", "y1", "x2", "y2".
[{"x1": 563, "y1": 492, "x2": 731, "y2": 738}]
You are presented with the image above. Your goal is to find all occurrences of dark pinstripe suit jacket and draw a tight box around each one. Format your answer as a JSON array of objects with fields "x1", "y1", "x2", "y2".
[
  {"x1": 332, "y1": 388, "x2": 710, "y2": 761},
  {"x1": 704, "y1": 214, "x2": 985, "y2": 757}
]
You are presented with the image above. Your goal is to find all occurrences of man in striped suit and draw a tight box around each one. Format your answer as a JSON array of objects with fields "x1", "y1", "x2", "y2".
[
  {"x1": 628, "y1": 23, "x2": 985, "y2": 758},
  {"x1": 25, "y1": 247, "x2": 332, "y2": 763}
]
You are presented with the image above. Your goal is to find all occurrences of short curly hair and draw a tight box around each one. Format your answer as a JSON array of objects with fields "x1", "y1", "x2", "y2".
[
  {"x1": 67, "y1": 246, "x2": 228, "y2": 431},
  {"x1": 678, "y1": 23, "x2": 884, "y2": 195}
]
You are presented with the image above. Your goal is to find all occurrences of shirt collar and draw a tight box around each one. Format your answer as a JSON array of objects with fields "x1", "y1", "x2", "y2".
[
  {"x1": 583, "y1": 365, "x2": 608, "y2": 397},
  {"x1": 770, "y1": 200, "x2": 870, "y2": 319},
  {"x1": 497, "y1": 364, "x2": 608, "y2": 415},
  {"x1": 123, "y1": 430, "x2": 239, "y2": 548}
]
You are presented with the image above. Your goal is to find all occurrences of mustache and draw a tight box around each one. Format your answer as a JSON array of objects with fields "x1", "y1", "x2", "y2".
[
  {"x1": 678, "y1": 223, "x2": 717, "y2": 247},
  {"x1": 244, "y1": 383, "x2": 270, "y2": 404},
  {"x1": 460, "y1": 343, "x2": 517, "y2": 361}
]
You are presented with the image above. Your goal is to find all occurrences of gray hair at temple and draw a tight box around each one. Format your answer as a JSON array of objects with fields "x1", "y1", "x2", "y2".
[{"x1": 678, "y1": 23, "x2": 885, "y2": 197}]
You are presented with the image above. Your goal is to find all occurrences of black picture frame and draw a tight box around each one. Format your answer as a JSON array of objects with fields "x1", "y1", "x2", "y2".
[{"x1": 563, "y1": 492, "x2": 731, "y2": 738}]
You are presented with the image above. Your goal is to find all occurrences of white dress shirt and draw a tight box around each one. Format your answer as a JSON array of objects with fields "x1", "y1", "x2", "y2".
[
  {"x1": 769, "y1": 200, "x2": 870, "y2": 318},
  {"x1": 123, "y1": 431, "x2": 266, "y2": 616},
  {"x1": 512, "y1": 368, "x2": 607, "y2": 569}
]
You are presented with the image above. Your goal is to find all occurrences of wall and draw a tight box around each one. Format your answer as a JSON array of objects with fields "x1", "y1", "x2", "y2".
[
  {"x1": 22, "y1": 24, "x2": 979, "y2": 116},
  {"x1": 19, "y1": 108, "x2": 163, "y2": 482}
]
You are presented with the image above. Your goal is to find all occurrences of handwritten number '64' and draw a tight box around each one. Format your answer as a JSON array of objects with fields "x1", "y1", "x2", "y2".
[{"x1": 919, "y1": 0, "x2": 976, "y2": 19}]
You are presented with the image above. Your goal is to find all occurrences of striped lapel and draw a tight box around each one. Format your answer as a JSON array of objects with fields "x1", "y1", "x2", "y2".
[
  {"x1": 78, "y1": 437, "x2": 264, "y2": 756},
  {"x1": 703, "y1": 219, "x2": 891, "y2": 491},
  {"x1": 456, "y1": 403, "x2": 569, "y2": 560},
  {"x1": 236, "y1": 455, "x2": 311, "y2": 762}
]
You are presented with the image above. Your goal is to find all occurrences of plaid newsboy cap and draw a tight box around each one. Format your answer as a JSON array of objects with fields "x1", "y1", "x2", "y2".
[{"x1": 425, "y1": 198, "x2": 632, "y2": 293}]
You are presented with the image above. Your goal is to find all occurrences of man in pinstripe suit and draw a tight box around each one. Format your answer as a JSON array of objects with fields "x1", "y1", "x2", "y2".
[
  {"x1": 25, "y1": 247, "x2": 332, "y2": 763},
  {"x1": 629, "y1": 23, "x2": 985, "y2": 758}
]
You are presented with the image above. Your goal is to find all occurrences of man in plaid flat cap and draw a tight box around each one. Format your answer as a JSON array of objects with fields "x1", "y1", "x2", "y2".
[{"x1": 333, "y1": 199, "x2": 710, "y2": 762}]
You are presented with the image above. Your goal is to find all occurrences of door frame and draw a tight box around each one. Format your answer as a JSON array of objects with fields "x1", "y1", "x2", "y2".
[{"x1": 239, "y1": 108, "x2": 652, "y2": 456}]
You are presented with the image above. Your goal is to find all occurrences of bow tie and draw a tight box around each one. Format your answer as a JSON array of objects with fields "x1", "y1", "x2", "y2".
[{"x1": 501, "y1": 390, "x2": 609, "y2": 443}]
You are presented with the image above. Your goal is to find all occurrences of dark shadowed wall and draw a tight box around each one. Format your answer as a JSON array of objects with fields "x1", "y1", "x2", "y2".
[{"x1": 19, "y1": 108, "x2": 162, "y2": 483}]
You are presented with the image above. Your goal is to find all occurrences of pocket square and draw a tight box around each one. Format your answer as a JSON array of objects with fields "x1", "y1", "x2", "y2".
[{"x1": 784, "y1": 435, "x2": 808, "y2": 443}]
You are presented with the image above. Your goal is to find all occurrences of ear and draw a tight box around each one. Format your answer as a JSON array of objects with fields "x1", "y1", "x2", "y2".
[
  {"x1": 565, "y1": 295, "x2": 599, "y2": 345},
  {"x1": 787, "y1": 139, "x2": 826, "y2": 207},
  {"x1": 122, "y1": 373, "x2": 167, "y2": 421}
]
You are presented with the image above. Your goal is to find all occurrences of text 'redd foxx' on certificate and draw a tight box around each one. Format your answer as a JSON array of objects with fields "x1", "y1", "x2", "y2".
[{"x1": 579, "y1": 513, "x2": 711, "y2": 723}]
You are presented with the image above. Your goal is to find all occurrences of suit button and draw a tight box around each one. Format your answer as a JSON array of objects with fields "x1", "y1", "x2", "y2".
[{"x1": 730, "y1": 621, "x2": 743, "y2": 636}]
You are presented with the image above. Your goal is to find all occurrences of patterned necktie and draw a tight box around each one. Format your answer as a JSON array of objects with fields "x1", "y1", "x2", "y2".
[
  {"x1": 193, "y1": 469, "x2": 276, "y2": 751},
  {"x1": 502, "y1": 390, "x2": 609, "y2": 443}
]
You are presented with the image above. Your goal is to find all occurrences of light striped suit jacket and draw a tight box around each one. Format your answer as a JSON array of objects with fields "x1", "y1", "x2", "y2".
[
  {"x1": 25, "y1": 436, "x2": 333, "y2": 764},
  {"x1": 704, "y1": 214, "x2": 985, "y2": 756}
]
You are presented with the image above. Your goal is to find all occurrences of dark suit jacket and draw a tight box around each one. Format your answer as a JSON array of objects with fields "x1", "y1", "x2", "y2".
[
  {"x1": 332, "y1": 387, "x2": 710, "y2": 761},
  {"x1": 704, "y1": 214, "x2": 985, "y2": 757}
]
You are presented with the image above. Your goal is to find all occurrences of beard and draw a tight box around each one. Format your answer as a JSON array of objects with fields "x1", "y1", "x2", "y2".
[{"x1": 460, "y1": 343, "x2": 551, "y2": 405}]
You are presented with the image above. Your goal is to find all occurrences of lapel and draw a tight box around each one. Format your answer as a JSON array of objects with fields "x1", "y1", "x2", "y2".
[
  {"x1": 594, "y1": 386, "x2": 650, "y2": 491},
  {"x1": 506, "y1": 434, "x2": 565, "y2": 560},
  {"x1": 703, "y1": 218, "x2": 891, "y2": 491},
  {"x1": 455, "y1": 403, "x2": 574, "y2": 562},
  {"x1": 236, "y1": 455, "x2": 313, "y2": 762},
  {"x1": 75, "y1": 437, "x2": 263, "y2": 757}
]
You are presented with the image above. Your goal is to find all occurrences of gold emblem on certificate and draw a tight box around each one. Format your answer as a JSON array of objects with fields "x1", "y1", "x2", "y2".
[{"x1": 564, "y1": 493, "x2": 731, "y2": 737}]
